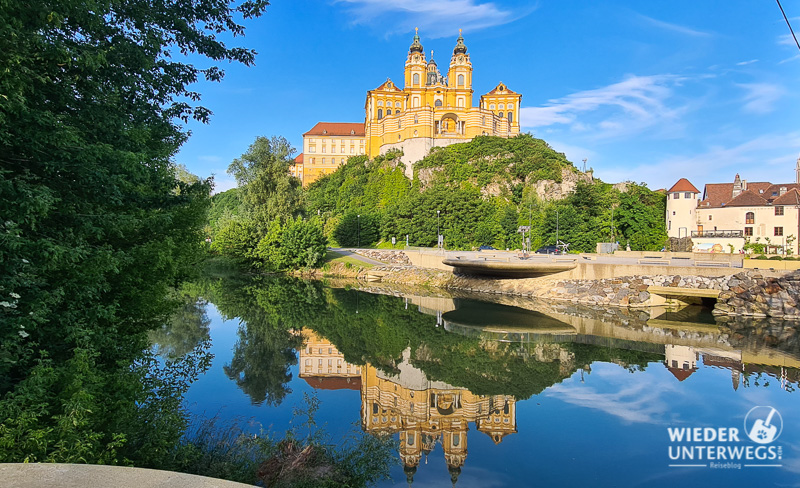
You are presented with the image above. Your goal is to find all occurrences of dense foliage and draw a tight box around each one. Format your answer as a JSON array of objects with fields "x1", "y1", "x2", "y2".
[
  {"x1": 305, "y1": 135, "x2": 667, "y2": 251},
  {"x1": 415, "y1": 133, "x2": 577, "y2": 186},
  {"x1": 211, "y1": 136, "x2": 327, "y2": 269},
  {"x1": 0, "y1": 0, "x2": 271, "y2": 471},
  {"x1": 206, "y1": 188, "x2": 243, "y2": 239}
]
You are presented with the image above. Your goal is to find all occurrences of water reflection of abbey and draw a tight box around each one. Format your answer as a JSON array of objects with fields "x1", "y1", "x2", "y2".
[
  {"x1": 298, "y1": 294, "x2": 800, "y2": 483},
  {"x1": 300, "y1": 330, "x2": 516, "y2": 485}
]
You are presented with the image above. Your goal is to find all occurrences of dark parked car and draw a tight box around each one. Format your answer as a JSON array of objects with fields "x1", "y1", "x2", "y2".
[
  {"x1": 478, "y1": 245, "x2": 497, "y2": 251},
  {"x1": 535, "y1": 245, "x2": 561, "y2": 254}
]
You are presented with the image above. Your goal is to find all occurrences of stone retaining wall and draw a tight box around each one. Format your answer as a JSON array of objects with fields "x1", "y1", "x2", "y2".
[
  {"x1": 714, "y1": 270, "x2": 800, "y2": 318},
  {"x1": 539, "y1": 274, "x2": 731, "y2": 307},
  {"x1": 352, "y1": 249, "x2": 411, "y2": 265},
  {"x1": 364, "y1": 263, "x2": 800, "y2": 317}
]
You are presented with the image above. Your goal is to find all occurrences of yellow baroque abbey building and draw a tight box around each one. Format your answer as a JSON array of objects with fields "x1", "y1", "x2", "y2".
[
  {"x1": 298, "y1": 329, "x2": 517, "y2": 485},
  {"x1": 296, "y1": 30, "x2": 521, "y2": 186}
]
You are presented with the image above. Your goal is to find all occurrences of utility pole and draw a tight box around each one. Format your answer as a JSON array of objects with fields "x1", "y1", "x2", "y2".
[{"x1": 582, "y1": 159, "x2": 587, "y2": 173}]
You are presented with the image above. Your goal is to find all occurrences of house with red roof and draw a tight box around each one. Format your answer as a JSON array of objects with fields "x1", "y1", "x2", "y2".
[{"x1": 666, "y1": 158, "x2": 800, "y2": 255}]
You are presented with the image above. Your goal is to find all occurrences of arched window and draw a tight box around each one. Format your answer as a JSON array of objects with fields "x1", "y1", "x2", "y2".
[
  {"x1": 457, "y1": 74, "x2": 464, "y2": 87},
  {"x1": 490, "y1": 103, "x2": 495, "y2": 110},
  {"x1": 499, "y1": 103, "x2": 505, "y2": 110},
  {"x1": 457, "y1": 97, "x2": 464, "y2": 107},
  {"x1": 413, "y1": 73, "x2": 420, "y2": 86},
  {"x1": 396, "y1": 102, "x2": 401, "y2": 107},
  {"x1": 414, "y1": 114, "x2": 418, "y2": 124},
  {"x1": 499, "y1": 112, "x2": 504, "y2": 118},
  {"x1": 377, "y1": 100, "x2": 383, "y2": 106},
  {"x1": 386, "y1": 109, "x2": 392, "y2": 116},
  {"x1": 412, "y1": 96, "x2": 420, "y2": 108},
  {"x1": 745, "y1": 212, "x2": 754, "y2": 224},
  {"x1": 508, "y1": 112, "x2": 513, "y2": 123},
  {"x1": 435, "y1": 99, "x2": 443, "y2": 107},
  {"x1": 377, "y1": 108, "x2": 383, "y2": 119}
]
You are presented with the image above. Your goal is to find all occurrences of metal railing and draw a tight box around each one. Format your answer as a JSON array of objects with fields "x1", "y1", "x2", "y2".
[{"x1": 691, "y1": 230, "x2": 743, "y2": 238}]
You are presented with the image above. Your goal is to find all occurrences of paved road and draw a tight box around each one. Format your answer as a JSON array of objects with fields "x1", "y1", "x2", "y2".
[{"x1": 328, "y1": 248, "x2": 386, "y2": 266}]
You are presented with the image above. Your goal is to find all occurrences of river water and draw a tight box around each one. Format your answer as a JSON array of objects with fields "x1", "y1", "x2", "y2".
[{"x1": 156, "y1": 276, "x2": 800, "y2": 487}]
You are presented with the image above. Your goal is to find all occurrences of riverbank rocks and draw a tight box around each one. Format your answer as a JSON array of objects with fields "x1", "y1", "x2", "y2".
[
  {"x1": 713, "y1": 270, "x2": 800, "y2": 318},
  {"x1": 537, "y1": 274, "x2": 732, "y2": 308},
  {"x1": 352, "y1": 249, "x2": 411, "y2": 265}
]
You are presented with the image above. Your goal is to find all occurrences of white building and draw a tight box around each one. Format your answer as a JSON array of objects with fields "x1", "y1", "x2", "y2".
[{"x1": 666, "y1": 158, "x2": 800, "y2": 254}]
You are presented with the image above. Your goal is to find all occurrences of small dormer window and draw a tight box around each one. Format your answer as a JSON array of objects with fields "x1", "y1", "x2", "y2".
[
  {"x1": 322, "y1": 130, "x2": 327, "y2": 134},
  {"x1": 350, "y1": 130, "x2": 354, "y2": 135},
  {"x1": 759, "y1": 189, "x2": 764, "y2": 193}
]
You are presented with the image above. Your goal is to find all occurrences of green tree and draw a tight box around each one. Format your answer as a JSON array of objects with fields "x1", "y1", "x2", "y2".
[
  {"x1": 253, "y1": 218, "x2": 327, "y2": 270},
  {"x1": 227, "y1": 136, "x2": 303, "y2": 233},
  {"x1": 334, "y1": 211, "x2": 380, "y2": 247},
  {"x1": 0, "y1": 0, "x2": 269, "y2": 467}
]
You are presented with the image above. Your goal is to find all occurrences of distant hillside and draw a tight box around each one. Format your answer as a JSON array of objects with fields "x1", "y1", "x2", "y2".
[
  {"x1": 414, "y1": 134, "x2": 580, "y2": 189},
  {"x1": 305, "y1": 135, "x2": 666, "y2": 252}
]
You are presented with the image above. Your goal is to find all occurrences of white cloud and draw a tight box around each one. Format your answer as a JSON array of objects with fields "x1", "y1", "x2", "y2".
[
  {"x1": 335, "y1": 0, "x2": 530, "y2": 38},
  {"x1": 737, "y1": 82, "x2": 785, "y2": 114},
  {"x1": 635, "y1": 13, "x2": 713, "y2": 38},
  {"x1": 211, "y1": 173, "x2": 238, "y2": 195},
  {"x1": 779, "y1": 54, "x2": 800, "y2": 64},
  {"x1": 778, "y1": 33, "x2": 799, "y2": 47},
  {"x1": 600, "y1": 130, "x2": 800, "y2": 189},
  {"x1": 519, "y1": 75, "x2": 686, "y2": 140},
  {"x1": 546, "y1": 364, "x2": 679, "y2": 424},
  {"x1": 546, "y1": 140, "x2": 597, "y2": 167},
  {"x1": 736, "y1": 59, "x2": 759, "y2": 66}
]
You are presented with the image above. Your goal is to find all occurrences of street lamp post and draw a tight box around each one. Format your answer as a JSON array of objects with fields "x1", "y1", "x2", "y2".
[
  {"x1": 437, "y1": 210, "x2": 441, "y2": 249},
  {"x1": 357, "y1": 214, "x2": 360, "y2": 248}
]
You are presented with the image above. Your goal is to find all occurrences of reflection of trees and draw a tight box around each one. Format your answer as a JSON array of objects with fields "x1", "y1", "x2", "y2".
[
  {"x1": 149, "y1": 293, "x2": 211, "y2": 358},
  {"x1": 195, "y1": 271, "x2": 667, "y2": 402},
  {"x1": 307, "y1": 288, "x2": 663, "y2": 399},
  {"x1": 196, "y1": 274, "x2": 324, "y2": 406},
  {"x1": 224, "y1": 322, "x2": 302, "y2": 406}
]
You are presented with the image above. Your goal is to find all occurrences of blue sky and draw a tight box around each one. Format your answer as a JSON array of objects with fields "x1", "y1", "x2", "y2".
[{"x1": 174, "y1": 0, "x2": 800, "y2": 194}]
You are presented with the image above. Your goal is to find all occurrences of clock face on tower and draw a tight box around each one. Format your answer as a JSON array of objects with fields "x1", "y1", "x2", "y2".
[{"x1": 458, "y1": 56, "x2": 464, "y2": 62}]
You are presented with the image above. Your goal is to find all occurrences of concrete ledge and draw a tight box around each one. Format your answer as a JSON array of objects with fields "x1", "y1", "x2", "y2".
[
  {"x1": 0, "y1": 463, "x2": 256, "y2": 488},
  {"x1": 647, "y1": 286, "x2": 721, "y2": 298}
]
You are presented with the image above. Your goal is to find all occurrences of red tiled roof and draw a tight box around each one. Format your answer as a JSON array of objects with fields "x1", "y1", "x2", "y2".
[
  {"x1": 303, "y1": 122, "x2": 365, "y2": 137},
  {"x1": 765, "y1": 183, "x2": 800, "y2": 199},
  {"x1": 301, "y1": 375, "x2": 361, "y2": 391},
  {"x1": 725, "y1": 190, "x2": 767, "y2": 207},
  {"x1": 667, "y1": 178, "x2": 700, "y2": 193},
  {"x1": 745, "y1": 182, "x2": 773, "y2": 197},
  {"x1": 699, "y1": 178, "x2": 800, "y2": 208},
  {"x1": 700, "y1": 183, "x2": 734, "y2": 207},
  {"x1": 666, "y1": 365, "x2": 696, "y2": 382},
  {"x1": 294, "y1": 153, "x2": 304, "y2": 164},
  {"x1": 772, "y1": 188, "x2": 800, "y2": 205}
]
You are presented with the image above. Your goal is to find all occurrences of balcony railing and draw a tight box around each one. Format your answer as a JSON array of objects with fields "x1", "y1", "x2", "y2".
[{"x1": 691, "y1": 230, "x2": 743, "y2": 238}]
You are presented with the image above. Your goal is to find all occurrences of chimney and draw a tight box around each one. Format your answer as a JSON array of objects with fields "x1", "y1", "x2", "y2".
[{"x1": 732, "y1": 174, "x2": 742, "y2": 198}]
